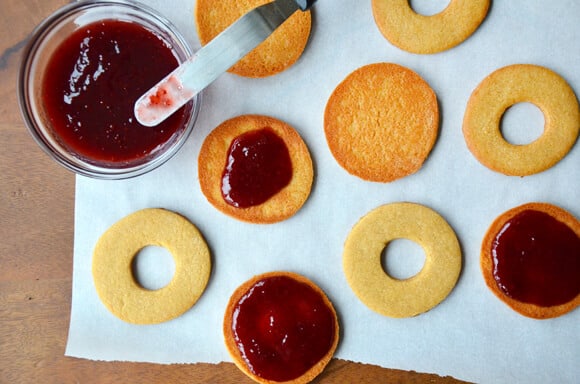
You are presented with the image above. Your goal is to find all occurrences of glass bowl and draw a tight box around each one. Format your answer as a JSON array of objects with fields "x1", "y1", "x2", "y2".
[{"x1": 18, "y1": 0, "x2": 200, "y2": 179}]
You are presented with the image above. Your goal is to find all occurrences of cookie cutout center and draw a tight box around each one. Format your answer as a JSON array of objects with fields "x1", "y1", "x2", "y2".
[
  {"x1": 409, "y1": 0, "x2": 450, "y2": 16},
  {"x1": 382, "y1": 238, "x2": 426, "y2": 280},
  {"x1": 132, "y1": 246, "x2": 176, "y2": 291},
  {"x1": 500, "y1": 102, "x2": 545, "y2": 145}
]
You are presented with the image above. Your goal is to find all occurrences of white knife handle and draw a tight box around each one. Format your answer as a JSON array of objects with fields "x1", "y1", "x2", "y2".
[{"x1": 294, "y1": 0, "x2": 317, "y2": 11}]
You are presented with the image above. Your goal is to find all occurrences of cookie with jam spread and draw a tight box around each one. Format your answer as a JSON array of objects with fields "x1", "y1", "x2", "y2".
[
  {"x1": 481, "y1": 202, "x2": 580, "y2": 319},
  {"x1": 198, "y1": 114, "x2": 313, "y2": 224},
  {"x1": 223, "y1": 271, "x2": 339, "y2": 384}
]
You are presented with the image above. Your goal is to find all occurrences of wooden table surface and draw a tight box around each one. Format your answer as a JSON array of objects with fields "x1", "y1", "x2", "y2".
[{"x1": 0, "y1": 1, "x2": 468, "y2": 382}]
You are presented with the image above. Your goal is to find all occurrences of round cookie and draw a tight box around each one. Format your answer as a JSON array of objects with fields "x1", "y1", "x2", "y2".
[
  {"x1": 195, "y1": 0, "x2": 312, "y2": 78},
  {"x1": 223, "y1": 271, "x2": 339, "y2": 384},
  {"x1": 463, "y1": 64, "x2": 580, "y2": 176},
  {"x1": 324, "y1": 63, "x2": 439, "y2": 183},
  {"x1": 481, "y1": 202, "x2": 580, "y2": 319},
  {"x1": 343, "y1": 202, "x2": 461, "y2": 318},
  {"x1": 198, "y1": 114, "x2": 313, "y2": 224},
  {"x1": 92, "y1": 208, "x2": 211, "y2": 324},
  {"x1": 371, "y1": 0, "x2": 490, "y2": 54}
]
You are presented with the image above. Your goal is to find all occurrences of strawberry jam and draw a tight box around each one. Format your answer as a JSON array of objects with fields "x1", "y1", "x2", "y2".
[
  {"x1": 232, "y1": 275, "x2": 336, "y2": 382},
  {"x1": 491, "y1": 209, "x2": 580, "y2": 307},
  {"x1": 42, "y1": 20, "x2": 190, "y2": 165},
  {"x1": 221, "y1": 128, "x2": 292, "y2": 208}
]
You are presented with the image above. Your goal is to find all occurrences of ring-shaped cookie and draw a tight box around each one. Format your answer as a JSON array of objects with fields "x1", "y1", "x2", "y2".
[
  {"x1": 371, "y1": 0, "x2": 490, "y2": 54},
  {"x1": 463, "y1": 64, "x2": 580, "y2": 176},
  {"x1": 92, "y1": 208, "x2": 211, "y2": 325},
  {"x1": 343, "y1": 202, "x2": 461, "y2": 318}
]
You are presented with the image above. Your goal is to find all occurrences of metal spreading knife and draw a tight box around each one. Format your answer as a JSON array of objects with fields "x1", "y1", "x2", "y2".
[{"x1": 135, "y1": 0, "x2": 317, "y2": 127}]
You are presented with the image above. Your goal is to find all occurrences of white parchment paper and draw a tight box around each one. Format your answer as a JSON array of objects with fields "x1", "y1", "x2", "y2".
[{"x1": 66, "y1": 1, "x2": 580, "y2": 383}]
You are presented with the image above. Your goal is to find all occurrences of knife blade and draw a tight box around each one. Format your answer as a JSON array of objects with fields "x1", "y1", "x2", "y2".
[{"x1": 135, "y1": 0, "x2": 317, "y2": 127}]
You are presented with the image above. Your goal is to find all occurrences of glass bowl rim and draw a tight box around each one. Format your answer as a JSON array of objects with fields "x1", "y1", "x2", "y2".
[{"x1": 17, "y1": 0, "x2": 201, "y2": 180}]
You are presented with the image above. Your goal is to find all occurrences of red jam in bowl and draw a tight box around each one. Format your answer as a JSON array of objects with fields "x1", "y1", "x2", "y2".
[
  {"x1": 232, "y1": 275, "x2": 336, "y2": 382},
  {"x1": 42, "y1": 19, "x2": 190, "y2": 165},
  {"x1": 221, "y1": 128, "x2": 292, "y2": 208},
  {"x1": 491, "y1": 209, "x2": 580, "y2": 307}
]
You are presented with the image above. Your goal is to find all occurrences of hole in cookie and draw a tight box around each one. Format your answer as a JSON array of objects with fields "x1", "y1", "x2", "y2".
[
  {"x1": 500, "y1": 102, "x2": 545, "y2": 145},
  {"x1": 382, "y1": 239, "x2": 426, "y2": 280},
  {"x1": 132, "y1": 246, "x2": 176, "y2": 291},
  {"x1": 409, "y1": 0, "x2": 450, "y2": 16}
]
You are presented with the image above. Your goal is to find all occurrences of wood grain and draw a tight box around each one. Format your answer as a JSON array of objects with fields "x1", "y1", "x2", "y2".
[{"x1": 0, "y1": 1, "x2": 468, "y2": 382}]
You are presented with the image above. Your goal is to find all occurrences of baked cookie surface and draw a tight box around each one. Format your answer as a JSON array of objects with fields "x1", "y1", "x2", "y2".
[
  {"x1": 324, "y1": 63, "x2": 439, "y2": 182},
  {"x1": 372, "y1": 0, "x2": 490, "y2": 54},
  {"x1": 92, "y1": 208, "x2": 211, "y2": 324},
  {"x1": 195, "y1": 0, "x2": 312, "y2": 77},
  {"x1": 198, "y1": 114, "x2": 313, "y2": 224},
  {"x1": 343, "y1": 202, "x2": 462, "y2": 318},
  {"x1": 463, "y1": 64, "x2": 580, "y2": 176},
  {"x1": 481, "y1": 202, "x2": 580, "y2": 319}
]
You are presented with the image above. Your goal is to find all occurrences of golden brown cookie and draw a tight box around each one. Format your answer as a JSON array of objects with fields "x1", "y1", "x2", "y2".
[
  {"x1": 343, "y1": 202, "x2": 461, "y2": 318},
  {"x1": 223, "y1": 271, "x2": 339, "y2": 384},
  {"x1": 481, "y1": 202, "x2": 580, "y2": 319},
  {"x1": 463, "y1": 64, "x2": 580, "y2": 176},
  {"x1": 372, "y1": 0, "x2": 490, "y2": 54},
  {"x1": 195, "y1": 0, "x2": 312, "y2": 78},
  {"x1": 92, "y1": 208, "x2": 211, "y2": 324},
  {"x1": 324, "y1": 63, "x2": 439, "y2": 182},
  {"x1": 198, "y1": 114, "x2": 313, "y2": 224}
]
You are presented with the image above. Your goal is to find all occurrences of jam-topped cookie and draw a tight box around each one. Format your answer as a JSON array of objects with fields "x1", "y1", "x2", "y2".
[
  {"x1": 481, "y1": 203, "x2": 580, "y2": 319},
  {"x1": 224, "y1": 271, "x2": 339, "y2": 384},
  {"x1": 198, "y1": 115, "x2": 313, "y2": 224},
  {"x1": 195, "y1": 0, "x2": 312, "y2": 77}
]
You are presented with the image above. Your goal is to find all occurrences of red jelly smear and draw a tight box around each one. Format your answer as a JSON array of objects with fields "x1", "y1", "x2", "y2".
[
  {"x1": 149, "y1": 88, "x2": 173, "y2": 107},
  {"x1": 42, "y1": 20, "x2": 190, "y2": 164},
  {"x1": 221, "y1": 128, "x2": 292, "y2": 208},
  {"x1": 491, "y1": 209, "x2": 580, "y2": 307},
  {"x1": 232, "y1": 276, "x2": 336, "y2": 382}
]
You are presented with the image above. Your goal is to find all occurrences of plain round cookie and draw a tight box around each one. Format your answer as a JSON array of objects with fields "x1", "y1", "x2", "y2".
[
  {"x1": 372, "y1": 0, "x2": 490, "y2": 54},
  {"x1": 223, "y1": 271, "x2": 339, "y2": 384},
  {"x1": 343, "y1": 202, "x2": 461, "y2": 318},
  {"x1": 92, "y1": 208, "x2": 211, "y2": 324},
  {"x1": 324, "y1": 63, "x2": 439, "y2": 182},
  {"x1": 463, "y1": 64, "x2": 579, "y2": 176},
  {"x1": 195, "y1": 0, "x2": 311, "y2": 78},
  {"x1": 198, "y1": 114, "x2": 313, "y2": 224},
  {"x1": 481, "y1": 202, "x2": 580, "y2": 319}
]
